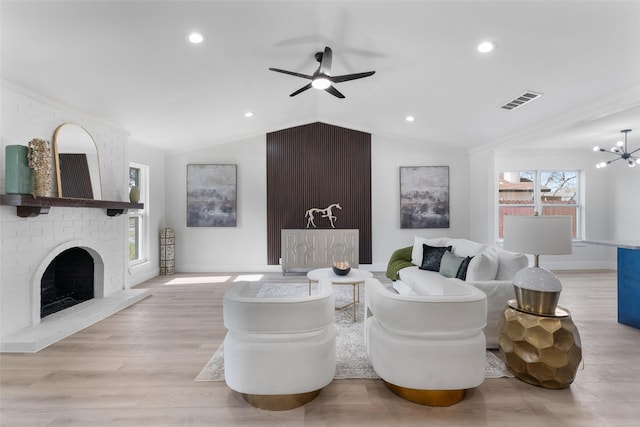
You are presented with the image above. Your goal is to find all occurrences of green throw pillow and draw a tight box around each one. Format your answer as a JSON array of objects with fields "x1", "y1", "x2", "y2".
[{"x1": 439, "y1": 251, "x2": 465, "y2": 278}]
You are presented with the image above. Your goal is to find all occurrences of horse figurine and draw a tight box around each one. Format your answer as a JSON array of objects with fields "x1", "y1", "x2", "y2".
[{"x1": 305, "y1": 203, "x2": 342, "y2": 228}]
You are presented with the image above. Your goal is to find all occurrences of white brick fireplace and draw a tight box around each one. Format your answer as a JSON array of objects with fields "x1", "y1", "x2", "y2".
[{"x1": 0, "y1": 84, "x2": 148, "y2": 352}]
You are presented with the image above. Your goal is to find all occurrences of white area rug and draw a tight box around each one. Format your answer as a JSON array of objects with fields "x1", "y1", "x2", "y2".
[{"x1": 196, "y1": 282, "x2": 512, "y2": 381}]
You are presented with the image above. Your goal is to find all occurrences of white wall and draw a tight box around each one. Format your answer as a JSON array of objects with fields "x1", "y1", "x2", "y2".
[
  {"x1": 370, "y1": 134, "x2": 471, "y2": 269},
  {"x1": 127, "y1": 139, "x2": 166, "y2": 286},
  {"x1": 468, "y1": 149, "x2": 495, "y2": 244},
  {"x1": 164, "y1": 135, "x2": 269, "y2": 272},
  {"x1": 163, "y1": 131, "x2": 471, "y2": 272},
  {"x1": 609, "y1": 164, "x2": 640, "y2": 242},
  {"x1": 163, "y1": 129, "x2": 635, "y2": 273}
]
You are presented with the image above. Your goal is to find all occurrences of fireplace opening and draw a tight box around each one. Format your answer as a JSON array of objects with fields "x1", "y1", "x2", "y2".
[{"x1": 41, "y1": 247, "x2": 94, "y2": 318}]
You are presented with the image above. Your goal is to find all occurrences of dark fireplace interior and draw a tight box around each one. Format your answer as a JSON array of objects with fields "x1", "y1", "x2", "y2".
[{"x1": 41, "y1": 247, "x2": 94, "y2": 318}]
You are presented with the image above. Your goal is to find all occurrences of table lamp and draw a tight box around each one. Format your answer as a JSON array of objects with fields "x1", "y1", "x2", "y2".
[{"x1": 503, "y1": 215, "x2": 572, "y2": 315}]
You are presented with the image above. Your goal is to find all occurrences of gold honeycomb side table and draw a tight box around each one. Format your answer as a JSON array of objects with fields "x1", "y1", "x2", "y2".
[{"x1": 498, "y1": 299, "x2": 582, "y2": 389}]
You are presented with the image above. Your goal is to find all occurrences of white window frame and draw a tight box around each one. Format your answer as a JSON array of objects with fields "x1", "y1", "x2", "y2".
[
  {"x1": 129, "y1": 163, "x2": 149, "y2": 266},
  {"x1": 498, "y1": 170, "x2": 581, "y2": 240}
]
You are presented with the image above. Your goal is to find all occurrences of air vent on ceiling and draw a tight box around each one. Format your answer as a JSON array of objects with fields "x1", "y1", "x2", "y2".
[{"x1": 500, "y1": 91, "x2": 543, "y2": 111}]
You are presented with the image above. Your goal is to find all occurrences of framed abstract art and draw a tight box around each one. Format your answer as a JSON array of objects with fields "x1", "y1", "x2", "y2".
[
  {"x1": 399, "y1": 166, "x2": 450, "y2": 229},
  {"x1": 187, "y1": 164, "x2": 237, "y2": 227}
]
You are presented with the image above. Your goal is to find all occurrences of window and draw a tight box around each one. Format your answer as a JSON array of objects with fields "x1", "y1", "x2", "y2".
[
  {"x1": 129, "y1": 163, "x2": 148, "y2": 263},
  {"x1": 498, "y1": 170, "x2": 580, "y2": 239}
]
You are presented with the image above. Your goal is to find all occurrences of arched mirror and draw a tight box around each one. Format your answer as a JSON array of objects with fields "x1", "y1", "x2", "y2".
[{"x1": 53, "y1": 124, "x2": 102, "y2": 200}]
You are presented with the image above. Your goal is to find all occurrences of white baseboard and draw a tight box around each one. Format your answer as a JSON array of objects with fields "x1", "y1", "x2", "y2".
[
  {"x1": 544, "y1": 261, "x2": 616, "y2": 271},
  {"x1": 177, "y1": 264, "x2": 385, "y2": 273}
]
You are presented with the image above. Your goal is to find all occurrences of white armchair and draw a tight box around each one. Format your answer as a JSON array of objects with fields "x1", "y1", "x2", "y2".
[
  {"x1": 365, "y1": 278, "x2": 487, "y2": 406},
  {"x1": 223, "y1": 281, "x2": 336, "y2": 410}
]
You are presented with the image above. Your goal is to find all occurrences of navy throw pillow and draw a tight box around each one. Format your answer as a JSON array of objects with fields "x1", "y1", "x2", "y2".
[
  {"x1": 420, "y1": 244, "x2": 453, "y2": 272},
  {"x1": 456, "y1": 256, "x2": 474, "y2": 280}
]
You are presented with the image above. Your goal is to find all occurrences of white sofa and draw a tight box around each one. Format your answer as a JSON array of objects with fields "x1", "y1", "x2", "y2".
[
  {"x1": 223, "y1": 281, "x2": 336, "y2": 410},
  {"x1": 365, "y1": 278, "x2": 487, "y2": 406},
  {"x1": 389, "y1": 237, "x2": 528, "y2": 349}
]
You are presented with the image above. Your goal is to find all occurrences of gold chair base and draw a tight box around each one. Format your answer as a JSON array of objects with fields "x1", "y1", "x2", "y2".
[
  {"x1": 383, "y1": 381, "x2": 466, "y2": 406},
  {"x1": 240, "y1": 389, "x2": 322, "y2": 411}
]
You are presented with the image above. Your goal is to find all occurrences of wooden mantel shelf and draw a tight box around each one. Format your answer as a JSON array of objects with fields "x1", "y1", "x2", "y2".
[{"x1": 0, "y1": 194, "x2": 144, "y2": 218}]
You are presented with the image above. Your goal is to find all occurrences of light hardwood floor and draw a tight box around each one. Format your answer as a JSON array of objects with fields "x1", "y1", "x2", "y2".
[{"x1": 1, "y1": 270, "x2": 639, "y2": 426}]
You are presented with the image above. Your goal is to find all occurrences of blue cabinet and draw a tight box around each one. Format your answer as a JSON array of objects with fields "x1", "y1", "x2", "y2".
[{"x1": 618, "y1": 247, "x2": 640, "y2": 329}]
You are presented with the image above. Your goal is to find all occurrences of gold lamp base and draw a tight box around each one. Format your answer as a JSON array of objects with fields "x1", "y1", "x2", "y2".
[
  {"x1": 383, "y1": 381, "x2": 466, "y2": 406},
  {"x1": 240, "y1": 389, "x2": 322, "y2": 411},
  {"x1": 513, "y1": 285, "x2": 561, "y2": 315}
]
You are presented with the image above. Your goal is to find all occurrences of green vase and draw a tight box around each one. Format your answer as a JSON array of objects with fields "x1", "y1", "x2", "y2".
[
  {"x1": 5, "y1": 145, "x2": 33, "y2": 194},
  {"x1": 129, "y1": 186, "x2": 140, "y2": 203}
]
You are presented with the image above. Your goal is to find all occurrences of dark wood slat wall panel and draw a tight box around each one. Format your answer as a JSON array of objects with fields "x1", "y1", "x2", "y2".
[{"x1": 267, "y1": 122, "x2": 372, "y2": 265}]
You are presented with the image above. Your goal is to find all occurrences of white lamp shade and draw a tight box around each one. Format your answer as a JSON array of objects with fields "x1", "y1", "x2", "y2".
[{"x1": 503, "y1": 215, "x2": 572, "y2": 256}]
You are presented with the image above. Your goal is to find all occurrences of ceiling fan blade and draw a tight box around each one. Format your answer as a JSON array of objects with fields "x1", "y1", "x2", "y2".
[
  {"x1": 330, "y1": 71, "x2": 375, "y2": 83},
  {"x1": 269, "y1": 68, "x2": 313, "y2": 80},
  {"x1": 325, "y1": 85, "x2": 345, "y2": 99},
  {"x1": 319, "y1": 46, "x2": 332, "y2": 76},
  {"x1": 272, "y1": 47, "x2": 371, "y2": 99},
  {"x1": 290, "y1": 83, "x2": 313, "y2": 97}
]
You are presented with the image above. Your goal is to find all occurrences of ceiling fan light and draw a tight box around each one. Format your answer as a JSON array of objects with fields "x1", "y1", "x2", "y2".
[
  {"x1": 628, "y1": 160, "x2": 636, "y2": 167},
  {"x1": 596, "y1": 162, "x2": 607, "y2": 168},
  {"x1": 593, "y1": 146, "x2": 600, "y2": 151},
  {"x1": 617, "y1": 140, "x2": 625, "y2": 147},
  {"x1": 312, "y1": 77, "x2": 331, "y2": 90}
]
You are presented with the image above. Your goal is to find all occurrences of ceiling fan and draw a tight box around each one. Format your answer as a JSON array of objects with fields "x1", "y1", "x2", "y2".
[{"x1": 269, "y1": 46, "x2": 375, "y2": 99}]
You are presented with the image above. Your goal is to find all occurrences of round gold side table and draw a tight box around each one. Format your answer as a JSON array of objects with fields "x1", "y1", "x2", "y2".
[{"x1": 498, "y1": 299, "x2": 582, "y2": 389}]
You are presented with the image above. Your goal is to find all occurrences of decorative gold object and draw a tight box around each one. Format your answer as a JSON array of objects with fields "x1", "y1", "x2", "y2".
[
  {"x1": 240, "y1": 389, "x2": 322, "y2": 411},
  {"x1": 27, "y1": 138, "x2": 52, "y2": 197},
  {"x1": 513, "y1": 286, "x2": 561, "y2": 316},
  {"x1": 333, "y1": 261, "x2": 350, "y2": 270},
  {"x1": 383, "y1": 381, "x2": 465, "y2": 406},
  {"x1": 498, "y1": 300, "x2": 582, "y2": 389},
  {"x1": 332, "y1": 260, "x2": 351, "y2": 276}
]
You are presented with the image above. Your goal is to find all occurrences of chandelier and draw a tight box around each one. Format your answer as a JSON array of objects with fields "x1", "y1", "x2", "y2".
[{"x1": 594, "y1": 129, "x2": 640, "y2": 168}]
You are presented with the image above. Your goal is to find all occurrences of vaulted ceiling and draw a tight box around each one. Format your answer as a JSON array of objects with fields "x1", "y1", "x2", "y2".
[{"x1": 2, "y1": 1, "x2": 639, "y2": 154}]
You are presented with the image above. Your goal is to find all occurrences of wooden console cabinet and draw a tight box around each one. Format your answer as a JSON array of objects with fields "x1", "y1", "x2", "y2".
[{"x1": 281, "y1": 229, "x2": 359, "y2": 274}]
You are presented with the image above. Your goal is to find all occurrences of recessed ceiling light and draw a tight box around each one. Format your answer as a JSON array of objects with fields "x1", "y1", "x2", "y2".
[
  {"x1": 405, "y1": 115, "x2": 415, "y2": 122},
  {"x1": 477, "y1": 41, "x2": 496, "y2": 53},
  {"x1": 188, "y1": 32, "x2": 204, "y2": 44},
  {"x1": 244, "y1": 111, "x2": 254, "y2": 118}
]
